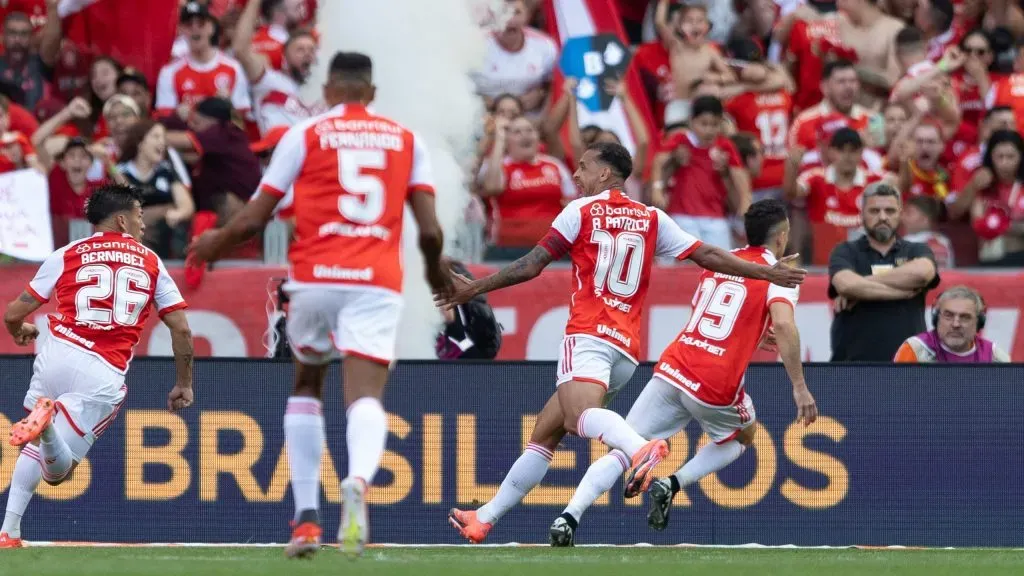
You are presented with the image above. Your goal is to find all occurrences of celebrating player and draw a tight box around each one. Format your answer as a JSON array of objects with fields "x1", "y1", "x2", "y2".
[
  {"x1": 438, "y1": 143, "x2": 807, "y2": 544},
  {"x1": 548, "y1": 199, "x2": 818, "y2": 546},
  {"x1": 1, "y1": 185, "x2": 194, "y2": 549},
  {"x1": 189, "y1": 52, "x2": 450, "y2": 558}
]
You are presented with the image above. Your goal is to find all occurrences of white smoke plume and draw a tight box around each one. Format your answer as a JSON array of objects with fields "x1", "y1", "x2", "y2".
[{"x1": 307, "y1": 0, "x2": 499, "y2": 357}]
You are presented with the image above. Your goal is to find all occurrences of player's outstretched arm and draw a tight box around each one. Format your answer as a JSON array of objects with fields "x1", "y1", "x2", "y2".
[
  {"x1": 161, "y1": 310, "x2": 195, "y2": 412},
  {"x1": 408, "y1": 190, "x2": 451, "y2": 295},
  {"x1": 3, "y1": 291, "x2": 42, "y2": 346},
  {"x1": 190, "y1": 193, "x2": 279, "y2": 263},
  {"x1": 688, "y1": 244, "x2": 807, "y2": 288},
  {"x1": 436, "y1": 246, "x2": 554, "y2": 308},
  {"x1": 769, "y1": 301, "x2": 817, "y2": 427}
]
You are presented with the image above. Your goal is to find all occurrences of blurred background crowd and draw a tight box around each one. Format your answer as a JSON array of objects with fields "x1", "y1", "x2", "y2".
[{"x1": 3, "y1": 0, "x2": 1024, "y2": 274}]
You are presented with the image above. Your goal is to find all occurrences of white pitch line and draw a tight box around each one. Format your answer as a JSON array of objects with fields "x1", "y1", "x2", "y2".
[{"x1": 20, "y1": 542, "x2": 1024, "y2": 551}]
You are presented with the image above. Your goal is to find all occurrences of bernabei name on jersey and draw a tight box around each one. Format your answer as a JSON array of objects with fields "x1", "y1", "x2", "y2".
[
  {"x1": 319, "y1": 131, "x2": 404, "y2": 151},
  {"x1": 596, "y1": 324, "x2": 631, "y2": 348},
  {"x1": 678, "y1": 333, "x2": 726, "y2": 356},
  {"x1": 318, "y1": 222, "x2": 391, "y2": 240},
  {"x1": 80, "y1": 250, "x2": 145, "y2": 268}
]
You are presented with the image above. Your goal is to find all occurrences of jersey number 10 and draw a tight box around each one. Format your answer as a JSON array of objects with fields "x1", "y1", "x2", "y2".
[
  {"x1": 684, "y1": 277, "x2": 748, "y2": 341},
  {"x1": 590, "y1": 229, "x2": 644, "y2": 298},
  {"x1": 75, "y1": 265, "x2": 151, "y2": 326}
]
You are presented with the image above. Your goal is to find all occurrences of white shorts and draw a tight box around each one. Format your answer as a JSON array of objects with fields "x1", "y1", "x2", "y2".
[
  {"x1": 625, "y1": 376, "x2": 757, "y2": 444},
  {"x1": 286, "y1": 287, "x2": 404, "y2": 366},
  {"x1": 556, "y1": 335, "x2": 637, "y2": 403},
  {"x1": 23, "y1": 336, "x2": 127, "y2": 461}
]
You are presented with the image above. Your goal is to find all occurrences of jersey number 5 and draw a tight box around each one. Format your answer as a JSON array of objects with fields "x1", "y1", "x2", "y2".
[
  {"x1": 591, "y1": 229, "x2": 644, "y2": 298},
  {"x1": 338, "y1": 148, "x2": 386, "y2": 224},
  {"x1": 684, "y1": 277, "x2": 747, "y2": 341},
  {"x1": 75, "y1": 265, "x2": 151, "y2": 326}
]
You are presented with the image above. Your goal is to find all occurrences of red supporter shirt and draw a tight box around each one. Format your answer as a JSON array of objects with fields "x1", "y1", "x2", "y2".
[
  {"x1": 952, "y1": 70, "x2": 1000, "y2": 130},
  {"x1": 538, "y1": 189, "x2": 702, "y2": 362},
  {"x1": 725, "y1": 90, "x2": 794, "y2": 189},
  {"x1": 985, "y1": 73, "x2": 1024, "y2": 135},
  {"x1": 48, "y1": 167, "x2": 106, "y2": 218},
  {"x1": 654, "y1": 246, "x2": 799, "y2": 407},
  {"x1": 788, "y1": 101, "x2": 873, "y2": 150},
  {"x1": 926, "y1": 26, "x2": 965, "y2": 63},
  {"x1": 484, "y1": 154, "x2": 576, "y2": 246},
  {"x1": 785, "y1": 17, "x2": 857, "y2": 112},
  {"x1": 257, "y1": 103, "x2": 435, "y2": 294},
  {"x1": 662, "y1": 131, "x2": 742, "y2": 218},
  {"x1": 982, "y1": 181, "x2": 1024, "y2": 220},
  {"x1": 949, "y1": 144, "x2": 982, "y2": 199},
  {"x1": 7, "y1": 103, "x2": 39, "y2": 136},
  {"x1": 252, "y1": 25, "x2": 288, "y2": 71},
  {"x1": 25, "y1": 232, "x2": 187, "y2": 374},
  {"x1": 904, "y1": 160, "x2": 950, "y2": 202},
  {"x1": 154, "y1": 51, "x2": 252, "y2": 114},
  {"x1": 797, "y1": 165, "x2": 882, "y2": 228},
  {"x1": 628, "y1": 41, "x2": 675, "y2": 129},
  {"x1": 0, "y1": 0, "x2": 46, "y2": 33}
]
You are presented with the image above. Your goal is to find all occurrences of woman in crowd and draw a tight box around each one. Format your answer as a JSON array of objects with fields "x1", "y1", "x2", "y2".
[
  {"x1": 115, "y1": 119, "x2": 195, "y2": 257},
  {"x1": 959, "y1": 129, "x2": 1024, "y2": 265}
]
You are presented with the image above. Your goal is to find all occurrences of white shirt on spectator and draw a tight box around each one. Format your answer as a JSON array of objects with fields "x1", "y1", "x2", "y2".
[
  {"x1": 251, "y1": 69, "x2": 327, "y2": 136},
  {"x1": 471, "y1": 29, "x2": 558, "y2": 99}
]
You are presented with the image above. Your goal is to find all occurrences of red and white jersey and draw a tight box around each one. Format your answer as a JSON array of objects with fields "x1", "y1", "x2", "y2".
[
  {"x1": 252, "y1": 24, "x2": 289, "y2": 71},
  {"x1": 797, "y1": 165, "x2": 883, "y2": 227},
  {"x1": 788, "y1": 101, "x2": 873, "y2": 150},
  {"x1": 890, "y1": 60, "x2": 938, "y2": 111},
  {"x1": 471, "y1": 29, "x2": 559, "y2": 99},
  {"x1": 725, "y1": 90, "x2": 794, "y2": 189},
  {"x1": 985, "y1": 73, "x2": 1024, "y2": 134},
  {"x1": 24, "y1": 232, "x2": 187, "y2": 374},
  {"x1": 155, "y1": 51, "x2": 252, "y2": 114},
  {"x1": 655, "y1": 246, "x2": 799, "y2": 407},
  {"x1": 800, "y1": 148, "x2": 885, "y2": 173},
  {"x1": 251, "y1": 68, "x2": 327, "y2": 135},
  {"x1": 538, "y1": 189, "x2": 703, "y2": 362},
  {"x1": 256, "y1": 103, "x2": 434, "y2": 294}
]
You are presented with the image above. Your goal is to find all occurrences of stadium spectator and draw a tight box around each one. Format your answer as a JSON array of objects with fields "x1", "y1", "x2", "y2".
[
  {"x1": 0, "y1": 97, "x2": 41, "y2": 173},
  {"x1": 890, "y1": 27, "x2": 963, "y2": 131},
  {"x1": 233, "y1": 0, "x2": 321, "y2": 136},
  {"x1": 45, "y1": 136, "x2": 117, "y2": 246},
  {"x1": 948, "y1": 106, "x2": 1017, "y2": 218},
  {"x1": 963, "y1": 129, "x2": 1024, "y2": 265},
  {"x1": 166, "y1": 97, "x2": 259, "y2": 221},
  {"x1": 914, "y1": 0, "x2": 959, "y2": 61},
  {"x1": 777, "y1": 2, "x2": 853, "y2": 113},
  {"x1": 828, "y1": 183, "x2": 941, "y2": 361},
  {"x1": 890, "y1": 117, "x2": 951, "y2": 201},
  {"x1": 894, "y1": 285, "x2": 1010, "y2": 361},
  {"x1": 902, "y1": 195, "x2": 956, "y2": 267},
  {"x1": 788, "y1": 60, "x2": 875, "y2": 151},
  {"x1": 251, "y1": 0, "x2": 308, "y2": 71},
  {"x1": 651, "y1": 96, "x2": 750, "y2": 249},
  {"x1": 881, "y1": 101, "x2": 910, "y2": 167},
  {"x1": 629, "y1": 1, "x2": 681, "y2": 129},
  {"x1": 655, "y1": 1, "x2": 735, "y2": 125},
  {"x1": 477, "y1": 115, "x2": 575, "y2": 248},
  {"x1": 471, "y1": 0, "x2": 558, "y2": 117},
  {"x1": 0, "y1": 7, "x2": 60, "y2": 110},
  {"x1": 156, "y1": 2, "x2": 252, "y2": 120},
  {"x1": 836, "y1": 0, "x2": 905, "y2": 105},
  {"x1": 117, "y1": 68, "x2": 154, "y2": 118},
  {"x1": 116, "y1": 119, "x2": 195, "y2": 257},
  {"x1": 83, "y1": 57, "x2": 123, "y2": 138},
  {"x1": 949, "y1": 29, "x2": 998, "y2": 155},
  {"x1": 98, "y1": 94, "x2": 141, "y2": 160},
  {"x1": 985, "y1": 37, "x2": 1024, "y2": 134}
]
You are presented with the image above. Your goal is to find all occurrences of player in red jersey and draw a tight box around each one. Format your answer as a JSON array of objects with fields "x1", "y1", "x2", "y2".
[
  {"x1": 190, "y1": 52, "x2": 450, "y2": 558},
  {"x1": 548, "y1": 199, "x2": 817, "y2": 546},
  {"x1": 0, "y1": 185, "x2": 194, "y2": 549},
  {"x1": 438, "y1": 142, "x2": 807, "y2": 545}
]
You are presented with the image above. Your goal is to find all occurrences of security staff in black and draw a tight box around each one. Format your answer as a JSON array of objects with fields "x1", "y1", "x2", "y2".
[{"x1": 828, "y1": 184, "x2": 941, "y2": 361}]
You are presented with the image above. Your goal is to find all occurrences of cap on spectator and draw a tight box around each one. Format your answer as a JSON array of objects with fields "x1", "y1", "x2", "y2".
[
  {"x1": 180, "y1": 1, "x2": 216, "y2": 23},
  {"x1": 102, "y1": 94, "x2": 141, "y2": 118},
  {"x1": 251, "y1": 125, "x2": 288, "y2": 154},
  {"x1": 817, "y1": 114, "x2": 851, "y2": 141},
  {"x1": 194, "y1": 97, "x2": 233, "y2": 123},
  {"x1": 117, "y1": 67, "x2": 150, "y2": 92},
  {"x1": 59, "y1": 136, "x2": 92, "y2": 159},
  {"x1": 973, "y1": 203, "x2": 1012, "y2": 240}
]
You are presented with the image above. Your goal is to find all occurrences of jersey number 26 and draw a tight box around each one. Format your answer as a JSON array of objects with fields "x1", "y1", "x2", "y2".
[{"x1": 75, "y1": 265, "x2": 151, "y2": 326}]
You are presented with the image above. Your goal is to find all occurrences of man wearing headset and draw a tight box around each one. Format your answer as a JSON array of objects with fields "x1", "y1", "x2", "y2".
[{"x1": 894, "y1": 286, "x2": 1011, "y2": 363}]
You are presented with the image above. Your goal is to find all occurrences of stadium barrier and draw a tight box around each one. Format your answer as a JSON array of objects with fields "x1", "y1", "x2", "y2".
[{"x1": 0, "y1": 358, "x2": 1021, "y2": 546}]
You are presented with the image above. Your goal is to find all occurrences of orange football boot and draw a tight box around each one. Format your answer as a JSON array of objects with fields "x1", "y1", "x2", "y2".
[
  {"x1": 9, "y1": 398, "x2": 55, "y2": 447},
  {"x1": 624, "y1": 439, "x2": 670, "y2": 498},
  {"x1": 448, "y1": 508, "x2": 492, "y2": 544},
  {"x1": 0, "y1": 532, "x2": 24, "y2": 548},
  {"x1": 284, "y1": 521, "x2": 321, "y2": 558}
]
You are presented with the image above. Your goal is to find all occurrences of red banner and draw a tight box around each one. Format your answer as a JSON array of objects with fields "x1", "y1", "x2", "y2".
[{"x1": 0, "y1": 265, "x2": 1021, "y2": 361}]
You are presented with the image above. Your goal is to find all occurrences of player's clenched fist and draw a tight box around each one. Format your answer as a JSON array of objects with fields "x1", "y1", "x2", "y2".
[{"x1": 167, "y1": 384, "x2": 194, "y2": 413}]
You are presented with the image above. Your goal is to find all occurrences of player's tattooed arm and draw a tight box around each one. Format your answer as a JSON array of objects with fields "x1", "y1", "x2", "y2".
[
  {"x1": 689, "y1": 244, "x2": 807, "y2": 288},
  {"x1": 162, "y1": 310, "x2": 194, "y2": 388},
  {"x1": 472, "y1": 246, "x2": 554, "y2": 296},
  {"x1": 5, "y1": 291, "x2": 43, "y2": 338}
]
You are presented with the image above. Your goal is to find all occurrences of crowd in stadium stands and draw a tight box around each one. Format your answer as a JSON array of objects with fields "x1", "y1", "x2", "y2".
[{"x1": 0, "y1": 0, "x2": 1022, "y2": 270}]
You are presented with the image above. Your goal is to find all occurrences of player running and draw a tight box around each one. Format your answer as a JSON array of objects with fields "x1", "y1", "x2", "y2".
[
  {"x1": 548, "y1": 199, "x2": 818, "y2": 546},
  {"x1": 190, "y1": 52, "x2": 451, "y2": 558},
  {"x1": 438, "y1": 143, "x2": 807, "y2": 544},
  {"x1": 1, "y1": 184, "x2": 194, "y2": 549}
]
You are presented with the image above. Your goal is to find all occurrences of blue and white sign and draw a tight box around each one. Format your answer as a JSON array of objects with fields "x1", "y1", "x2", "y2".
[{"x1": 559, "y1": 34, "x2": 632, "y2": 113}]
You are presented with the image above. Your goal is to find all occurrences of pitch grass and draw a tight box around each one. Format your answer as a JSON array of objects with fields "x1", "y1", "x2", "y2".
[{"x1": 1, "y1": 547, "x2": 1024, "y2": 576}]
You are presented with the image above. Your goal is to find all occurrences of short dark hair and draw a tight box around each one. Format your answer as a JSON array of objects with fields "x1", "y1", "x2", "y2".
[
  {"x1": 822, "y1": 59, "x2": 856, "y2": 80},
  {"x1": 85, "y1": 184, "x2": 144, "y2": 226},
  {"x1": 329, "y1": 52, "x2": 373, "y2": 83},
  {"x1": 4, "y1": 11, "x2": 30, "y2": 28},
  {"x1": 730, "y1": 132, "x2": 759, "y2": 163},
  {"x1": 120, "y1": 119, "x2": 160, "y2": 163},
  {"x1": 589, "y1": 141, "x2": 632, "y2": 179},
  {"x1": 896, "y1": 27, "x2": 926, "y2": 51},
  {"x1": 862, "y1": 182, "x2": 901, "y2": 205},
  {"x1": 284, "y1": 28, "x2": 316, "y2": 50},
  {"x1": 744, "y1": 198, "x2": 789, "y2": 247},
  {"x1": 984, "y1": 105, "x2": 1014, "y2": 121},
  {"x1": 691, "y1": 95, "x2": 724, "y2": 119},
  {"x1": 830, "y1": 127, "x2": 863, "y2": 150},
  {"x1": 906, "y1": 195, "x2": 941, "y2": 223},
  {"x1": 260, "y1": 0, "x2": 284, "y2": 20}
]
